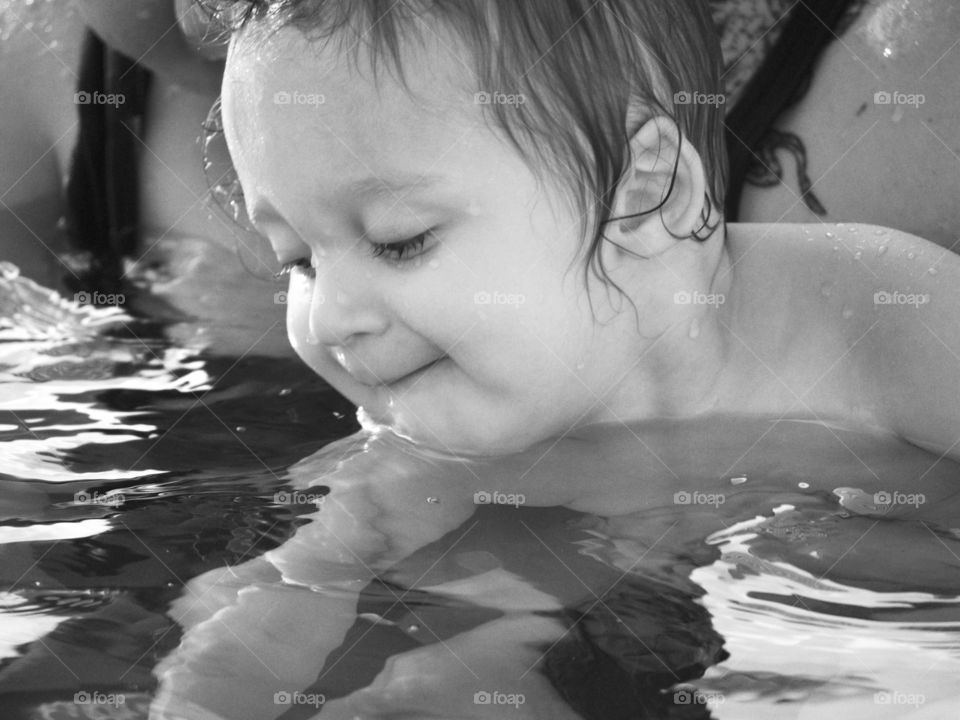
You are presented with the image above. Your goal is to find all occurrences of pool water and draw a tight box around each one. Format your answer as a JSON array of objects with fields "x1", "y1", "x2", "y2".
[{"x1": 1, "y1": 284, "x2": 959, "y2": 719}]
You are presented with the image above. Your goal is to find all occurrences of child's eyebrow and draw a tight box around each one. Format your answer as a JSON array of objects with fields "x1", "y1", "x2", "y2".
[
  {"x1": 346, "y1": 173, "x2": 445, "y2": 197},
  {"x1": 248, "y1": 173, "x2": 447, "y2": 227}
]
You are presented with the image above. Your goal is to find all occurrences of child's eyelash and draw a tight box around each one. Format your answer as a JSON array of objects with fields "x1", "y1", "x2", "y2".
[
  {"x1": 275, "y1": 232, "x2": 433, "y2": 278},
  {"x1": 275, "y1": 258, "x2": 315, "y2": 279},
  {"x1": 370, "y1": 232, "x2": 429, "y2": 262}
]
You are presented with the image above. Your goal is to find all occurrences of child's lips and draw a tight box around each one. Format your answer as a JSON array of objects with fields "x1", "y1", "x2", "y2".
[
  {"x1": 336, "y1": 352, "x2": 446, "y2": 388},
  {"x1": 386, "y1": 356, "x2": 446, "y2": 389}
]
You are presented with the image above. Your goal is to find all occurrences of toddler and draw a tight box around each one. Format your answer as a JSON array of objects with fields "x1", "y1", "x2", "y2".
[{"x1": 152, "y1": 0, "x2": 960, "y2": 717}]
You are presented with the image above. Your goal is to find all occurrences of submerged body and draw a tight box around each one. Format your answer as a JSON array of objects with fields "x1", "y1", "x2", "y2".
[{"x1": 152, "y1": 407, "x2": 960, "y2": 720}]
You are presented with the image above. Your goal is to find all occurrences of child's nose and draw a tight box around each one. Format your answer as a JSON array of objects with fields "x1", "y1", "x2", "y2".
[{"x1": 306, "y1": 268, "x2": 388, "y2": 347}]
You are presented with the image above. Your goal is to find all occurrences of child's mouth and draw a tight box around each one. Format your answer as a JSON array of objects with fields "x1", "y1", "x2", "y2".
[{"x1": 385, "y1": 356, "x2": 447, "y2": 389}]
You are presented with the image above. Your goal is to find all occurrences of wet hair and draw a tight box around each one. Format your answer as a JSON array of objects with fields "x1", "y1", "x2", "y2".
[{"x1": 200, "y1": 0, "x2": 726, "y2": 297}]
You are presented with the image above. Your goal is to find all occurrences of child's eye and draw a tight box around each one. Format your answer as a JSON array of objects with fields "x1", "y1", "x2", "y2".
[
  {"x1": 274, "y1": 258, "x2": 315, "y2": 279},
  {"x1": 370, "y1": 231, "x2": 432, "y2": 263}
]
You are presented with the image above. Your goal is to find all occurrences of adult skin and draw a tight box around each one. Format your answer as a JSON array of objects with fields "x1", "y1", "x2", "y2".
[
  {"x1": 0, "y1": 0, "x2": 290, "y2": 355},
  {"x1": 735, "y1": 0, "x2": 960, "y2": 251}
]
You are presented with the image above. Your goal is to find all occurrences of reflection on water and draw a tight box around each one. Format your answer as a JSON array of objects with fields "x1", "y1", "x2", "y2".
[{"x1": 0, "y1": 277, "x2": 958, "y2": 719}]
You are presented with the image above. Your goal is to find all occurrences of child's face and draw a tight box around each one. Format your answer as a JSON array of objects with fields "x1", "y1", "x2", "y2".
[{"x1": 223, "y1": 25, "x2": 654, "y2": 455}]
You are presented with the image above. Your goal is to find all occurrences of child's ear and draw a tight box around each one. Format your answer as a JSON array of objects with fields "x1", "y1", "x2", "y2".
[{"x1": 605, "y1": 116, "x2": 708, "y2": 258}]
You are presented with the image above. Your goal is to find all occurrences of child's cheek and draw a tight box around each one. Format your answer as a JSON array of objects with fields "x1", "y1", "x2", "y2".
[{"x1": 284, "y1": 273, "x2": 325, "y2": 371}]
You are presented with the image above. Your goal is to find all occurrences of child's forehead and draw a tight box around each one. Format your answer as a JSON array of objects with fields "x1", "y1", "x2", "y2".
[{"x1": 230, "y1": 17, "x2": 478, "y2": 117}]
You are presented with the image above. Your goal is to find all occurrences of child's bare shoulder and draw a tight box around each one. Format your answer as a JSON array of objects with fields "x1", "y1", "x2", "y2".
[
  {"x1": 830, "y1": 224, "x2": 960, "y2": 458},
  {"x1": 730, "y1": 222, "x2": 960, "y2": 458}
]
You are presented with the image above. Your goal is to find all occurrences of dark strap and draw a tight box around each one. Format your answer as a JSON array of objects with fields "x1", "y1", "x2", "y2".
[
  {"x1": 724, "y1": 0, "x2": 859, "y2": 220},
  {"x1": 65, "y1": 31, "x2": 151, "y2": 294}
]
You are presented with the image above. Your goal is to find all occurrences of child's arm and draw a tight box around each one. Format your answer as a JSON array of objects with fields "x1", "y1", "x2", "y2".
[
  {"x1": 151, "y1": 431, "x2": 479, "y2": 720},
  {"x1": 852, "y1": 227, "x2": 960, "y2": 460},
  {"x1": 317, "y1": 568, "x2": 583, "y2": 720}
]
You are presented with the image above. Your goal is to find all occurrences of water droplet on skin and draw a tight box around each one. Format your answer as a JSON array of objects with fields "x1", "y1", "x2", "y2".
[
  {"x1": 878, "y1": 245, "x2": 888, "y2": 255},
  {"x1": 874, "y1": 229, "x2": 887, "y2": 237},
  {"x1": 842, "y1": 307, "x2": 854, "y2": 319},
  {"x1": 825, "y1": 231, "x2": 835, "y2": 239},
  {"x1": 428, "y1": 259, "x2": 440, "y2": 270},
  {"x1": 929, "y1": 267, "x2": 938, "y2": 275},
  {"x1": 688, "y1": 318, "x2": 701, "y2": 339},
  {"x1": 236, "y1": 426, "x2": 247, "y2": 433},
  {"x1": 798, "y1": 482, "x2": 810, "y2": 489},
  {"x1": 279, "y1": 387, "x2": 292, "y2": 397},
  {"x1": 730, "y1": 476, "x2": 747, "y2": 485},
  {"x1": 853, "y1": 250, "x2": 862, "y2": 260},
  {"x1": 907, "y1": 252, "x2": 916, "y2": 260},
  {"x1": 407, "y1": 624, "x2": 420, "y2": 633},
  {"x1": 820, "y1": 283, "x2": 833, "y2": 297},
  {"x1": 849, "y1": 226, "x2": 858, "y2": 234},
  {"x1": 427, "y1": 496, "x2": 439, "y2": 504}
]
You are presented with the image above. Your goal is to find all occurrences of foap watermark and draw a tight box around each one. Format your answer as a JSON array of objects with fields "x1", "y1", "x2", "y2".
[
  {"x1": 274, "y1": 490, "x2": 327, "y2": 507},
  {"x1": 74, "y1": 490, "x2": 125, "y2": 508},
  {"x1": 74, "y1": 691, "x2": 125, "y2": 708},
  {"x1": 674, "y1": 290, "x2": 725, "y2": 307},
  {"x1": 873, "y1": 90, "x2": 925, "y2": 108},
  {"x1": 75, "y1": 291, "x2": 125, "y2": 306},
  {"x1": 874, "y1": 290, "x2": 929, "y2": 308},
  {"x1": 474, "y1": 290, "x2": 525, "y2": 308},
  {"x1": 274, "y1": 691, "x2": 325, "y2": 709},
  {"x1": 273, "y1": 90, "x2": 326, "y2": 107},
  {"x1": 874, "y1": 490, "x2": 925, "y2": 509},
  {"x1": 74, "y1": 90, "x2": 125, "y2": 107},
  {"x1": 874, "y1": 691, "x2": 925, "y2": 708},
  {"x1": 473, "y1": 690, "x2": 526, "y2": 708},
  {"x1": 474, "y1": 490, "x2": 526, "y2": 508},
  {"x1": 474, "y1": 91, "x2": 526, "y2": 106},
  {"x1": 674, "y1": 490, "x2": 725, "y2": 507},
  {"x1": 673, "y1": 90, "x2": 726, "y2": 107},
  {"x1": 673, "y1": 688, "x2": 725, "y2": 706}
]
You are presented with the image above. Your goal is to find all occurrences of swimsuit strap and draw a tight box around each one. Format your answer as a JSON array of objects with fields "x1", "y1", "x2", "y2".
[
  {"x1": 724, "y1": 0, "x2": 861, "y2": 220},
  {"x1": 64, "y1": 30, "x2": 151, "y2": 294}
]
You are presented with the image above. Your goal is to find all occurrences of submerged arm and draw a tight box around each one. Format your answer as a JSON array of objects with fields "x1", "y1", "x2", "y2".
[{"x1": 151, "y1": 431, "x2": 479, "y2": 720}]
